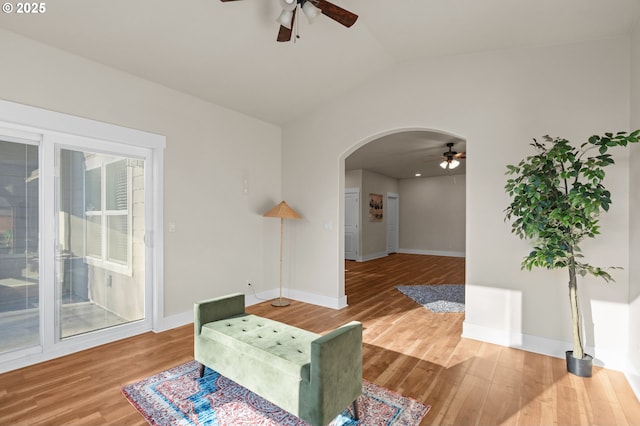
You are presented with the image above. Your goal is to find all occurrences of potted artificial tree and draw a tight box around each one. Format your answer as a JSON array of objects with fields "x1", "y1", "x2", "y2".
[{"x1": 504, "y1": 130, "x2": 639, "y2": 377}]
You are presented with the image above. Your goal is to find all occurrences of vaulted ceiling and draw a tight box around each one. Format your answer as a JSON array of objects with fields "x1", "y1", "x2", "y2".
[{"x1": 1, "y1": 0, "x2": 638, "y2": 126}]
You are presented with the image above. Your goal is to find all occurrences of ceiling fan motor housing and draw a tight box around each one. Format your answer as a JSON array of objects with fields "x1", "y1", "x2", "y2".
[
  {"x1": 223, "y1": 0, "x2": 359, "y2": 43},
  {"x1": 444, "y1": 142, "x2": 457, "y2": 158}
]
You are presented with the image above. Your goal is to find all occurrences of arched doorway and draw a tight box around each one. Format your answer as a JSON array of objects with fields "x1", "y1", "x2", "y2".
[{"x1": 342, "y1": 129, "x2": 467, "y2": 263}]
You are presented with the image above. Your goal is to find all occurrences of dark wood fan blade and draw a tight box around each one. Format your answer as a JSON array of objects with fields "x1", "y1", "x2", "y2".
[
  {"x1": 220, "y1": 0, "x2": 243, "y2": 2},
  {"x1": 277, "y1": 8, "x2": 296, "y2": 42},
  {"x1": 313, "y1": 0, "x2": 358, "y2": 27},
  {"x1": 454, "y1": 152, "x2": 466, "y2": 159},
  {"x1": 277, "y1": 25, "x2": 292, "y2": 42}
]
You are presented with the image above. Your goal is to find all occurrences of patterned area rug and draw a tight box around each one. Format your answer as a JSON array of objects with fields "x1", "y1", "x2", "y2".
[
  {"x1": 395, "y1": 284, "x2": 465, "y2": 313},
  {"x1": 122, "y1": 360, "x2": 430, "y2": 426}
]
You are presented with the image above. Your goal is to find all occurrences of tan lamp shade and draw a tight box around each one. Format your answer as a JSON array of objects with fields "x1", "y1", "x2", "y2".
[{"x1": 263, "y1": 201, "x2": 301, "y2": 220}]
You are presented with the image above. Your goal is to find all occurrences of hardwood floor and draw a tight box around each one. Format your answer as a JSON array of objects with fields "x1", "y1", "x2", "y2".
[{"x1": 1, "y1": 253, "x2": 639, "y2": 425}]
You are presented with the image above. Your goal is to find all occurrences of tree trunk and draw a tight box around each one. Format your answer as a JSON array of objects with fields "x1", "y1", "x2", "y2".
[{"x1": 568, "y1": 257, "x2": 585, "y2": 359}]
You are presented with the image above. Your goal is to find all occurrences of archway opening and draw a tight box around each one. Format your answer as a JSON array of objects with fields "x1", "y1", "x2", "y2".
[{"x1": 341, "y1": 128, "x2": 466, "y2": 299}]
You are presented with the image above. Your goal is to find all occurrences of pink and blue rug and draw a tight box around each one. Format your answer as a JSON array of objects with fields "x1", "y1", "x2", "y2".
[{"x1": 122, "y1": 360, "x2": 429, "y2": 426}]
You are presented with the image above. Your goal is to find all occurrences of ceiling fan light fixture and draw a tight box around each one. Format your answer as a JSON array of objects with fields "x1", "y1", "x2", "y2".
[
  {"x1": 276, "y1": 9, "x2": 294, "y2": 29},
  {"x1": 440, "y1": 159, "x2": 460, "y2": 170},
  {"x1": 280, "y1": 0, "x2": 297, "y2": 11},
  {"x1": 302, "y1": 1, "x2": 321, "y2": 23},
  {"x1": 439, "y1": 142, "x2": 462, "y2": 170}
]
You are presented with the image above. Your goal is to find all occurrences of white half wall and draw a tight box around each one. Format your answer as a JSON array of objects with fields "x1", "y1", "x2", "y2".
[
  {"x1": 281, "y1": 37, "x2": 633, "y2": 370},
  {"x1": 628, "y1": 18, "x2": 640, "y2": 397}
]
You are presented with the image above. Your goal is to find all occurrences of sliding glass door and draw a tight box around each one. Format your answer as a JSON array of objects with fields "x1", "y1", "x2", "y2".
[
  {"x1": 0, "y1": 100, "x2": 163, "y2": 372},
  {"x1": 0, "y1": 141, "x2": 148, "y2": 354},
  {"x1": 57, "y1": 149, "x2": 145, "y2": 339},
  {"x1": 0, "y1": 138, "x2": 40, "y2": 354}
]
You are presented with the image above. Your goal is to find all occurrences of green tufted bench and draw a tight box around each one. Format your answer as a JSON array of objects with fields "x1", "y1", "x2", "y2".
[{"x1": 194, "y1": 293, "x2": 363, "y2": 426}]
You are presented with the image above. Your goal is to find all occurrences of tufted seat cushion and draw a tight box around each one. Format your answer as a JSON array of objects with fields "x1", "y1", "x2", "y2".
[
  {"x1": 195, "y1": 294, "x2": 362, "y2": 426},
  {"x1": 201, "y1": 313, "x2": 319, "y2": 381}
]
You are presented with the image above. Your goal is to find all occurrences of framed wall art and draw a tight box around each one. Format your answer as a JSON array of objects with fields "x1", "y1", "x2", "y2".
[{"x1": 369, "y1": 193, "x2": 383, "y2": 222}]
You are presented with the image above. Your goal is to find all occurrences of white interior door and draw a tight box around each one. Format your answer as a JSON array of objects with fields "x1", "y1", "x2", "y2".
[
  {"x1": 386, "y1": 193, "x2": 399, "y2": 254},
  {"x1": 344, "y1": 188, "x2": 359, "y2": 261}
]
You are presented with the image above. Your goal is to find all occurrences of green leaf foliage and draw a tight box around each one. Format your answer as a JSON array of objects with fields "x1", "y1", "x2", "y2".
[{"x1": 504, "y1": 131, "x2": 639, "y2": 280}]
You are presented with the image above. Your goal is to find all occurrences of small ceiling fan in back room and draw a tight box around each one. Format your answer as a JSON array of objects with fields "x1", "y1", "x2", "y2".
[
  {"x1": 220, "y1": 0, "x2": 359, "y2": 42},
  {"x1": 439, "y1": 142, "x2": 466, "y2": 170}
]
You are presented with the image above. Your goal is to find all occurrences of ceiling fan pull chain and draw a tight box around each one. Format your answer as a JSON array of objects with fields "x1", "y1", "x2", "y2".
[{"x1": 294, "y1": 4, "x2": 300, "y2": 43}]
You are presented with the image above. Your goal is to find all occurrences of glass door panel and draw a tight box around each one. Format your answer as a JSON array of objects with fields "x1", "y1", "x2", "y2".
[
  {"x1": 57, "y1": 149, "x2": 145, "y2": 339},
  {"x1": 0, "y1": 139, "x2": 39, "y2": 354}
]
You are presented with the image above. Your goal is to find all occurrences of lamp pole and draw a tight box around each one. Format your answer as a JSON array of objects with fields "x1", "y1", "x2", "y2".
[
  {"x1": 273, "y1": 217, "x2": 288, "y2": 306},
  {"x1": 263, "y1": 201, "x2": 301, "y2": 307}
]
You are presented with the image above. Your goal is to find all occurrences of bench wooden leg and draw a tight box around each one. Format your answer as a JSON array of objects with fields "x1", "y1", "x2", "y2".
[
  {"x1": 199, "y1": 363, "x2": 205, "y2": 378},
  {"x1": 352, "y1": 399, "x2": 359, "y2": 421}
]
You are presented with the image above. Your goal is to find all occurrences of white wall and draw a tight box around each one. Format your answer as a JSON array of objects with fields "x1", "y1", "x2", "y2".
[
  {"x1": 0, "y1": 29, "x2": 282, "y2": 326},
  {"x1": 282, "y1": 37, "x2": 632, "y2": 367},
  {"x1": 628, "y1": 18, "x2": 640, "y2": 394},
  {"x1": 398, "y1": 175, "x2": 465, "y2": 256},
  {"x1": 345, "y1": 169, "x2": 363, "y2": 189},
  {"x1": 346, "y1": 170, "x2": 466, "y2": 259}
]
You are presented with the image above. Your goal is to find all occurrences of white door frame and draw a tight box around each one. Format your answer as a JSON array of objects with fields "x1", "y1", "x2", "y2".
[
  {"x1": 0, "y1": 99, "x2": 165, "y2": 374},
  {"x1": 386, "y1": 192, "x2": 399, "y2": 254},
  {"x1": 344, "y1": 188, "x2": 360, "y2": 261}
]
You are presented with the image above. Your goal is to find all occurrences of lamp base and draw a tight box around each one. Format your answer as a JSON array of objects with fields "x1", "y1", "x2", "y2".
[{"x1": 271, "y1": 298, "x2": 290, "y2": 307}]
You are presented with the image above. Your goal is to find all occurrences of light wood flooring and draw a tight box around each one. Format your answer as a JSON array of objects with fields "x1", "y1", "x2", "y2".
[{"x1": 1, "y1": 253, "x2": 639, "y2": 425}]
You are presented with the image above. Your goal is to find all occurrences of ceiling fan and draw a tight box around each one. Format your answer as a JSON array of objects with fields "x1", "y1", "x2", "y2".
[
  {"x1": 440, "y1": 142, "x2": 466, "y2": 170},
  {"x1": 220, "y1": 0, "x2": 358, "y2": 42}
]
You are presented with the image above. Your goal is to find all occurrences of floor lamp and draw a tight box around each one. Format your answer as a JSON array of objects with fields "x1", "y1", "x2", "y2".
[{"x1": 264, "y1": 201, "x2": 301, "y2": 307}]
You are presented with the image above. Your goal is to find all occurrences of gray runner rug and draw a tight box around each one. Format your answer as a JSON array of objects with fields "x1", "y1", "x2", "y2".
[{"x1": 395, "y1": 284, "x2": 465, "y2": 313}]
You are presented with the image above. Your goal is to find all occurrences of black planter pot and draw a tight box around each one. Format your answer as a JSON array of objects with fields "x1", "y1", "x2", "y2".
[{"x1": 566, "y1": 351, "x2": 593, "y2": 377}]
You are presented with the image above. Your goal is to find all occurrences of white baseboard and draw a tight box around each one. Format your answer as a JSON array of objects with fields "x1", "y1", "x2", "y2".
[
  {"x1": 0, "y1": 321, "x2": 150, "y2": 374},
  {"x1": 152, "y1": 294, "x2": 280, "y2": 333},
  {"x1": 626, "y1": 357, "x2": 640, "y2": 402},
  {"x1": 287, "y1": 289, "x2": 348, "y2": 309},
  {"x1": 626, "y1": 370, "x2": 640, "y2": 403},
  {"x1": 462, "y1": 321, "x2": 640, "y2": 401},
  {"x1": 1, "y1": 288, "x2": 347, "y2": 375},
  {"x1": 245, "y1": 288, "x2": 280, "y2": 307},
  {"x1": 398, "y1": 248, "x2": 466, "y2": 258},
  {"x1": 156, "y1": 288, "x2": 348, "y2": 333},
  {"x1": 461, "y1": 320, "x2": 630, "y2": 372},
  {"x1": 349, "y1": 249, "x2": 466, "y2": 261},
  {"x1": 154, "y1": 309, "x2": 193, "y2": 332},
  {"x1": 353, "y1": 251, "x2": 388, "y2": 262},
  {"x1": 246, "y1": 287, "x2": 348, "y2": 309}
]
